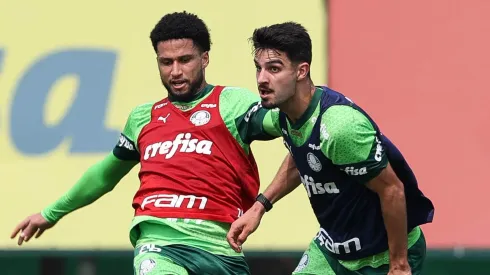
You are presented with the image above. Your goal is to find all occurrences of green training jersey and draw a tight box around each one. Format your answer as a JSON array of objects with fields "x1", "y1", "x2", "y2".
[{"x1": 270, "y1": 86, "x2": 432, "y2": 269}]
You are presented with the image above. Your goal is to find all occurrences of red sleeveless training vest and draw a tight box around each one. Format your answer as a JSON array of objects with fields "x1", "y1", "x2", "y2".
[{"x1": 132, "y1": 86, "x2": 260, "y2": 223}]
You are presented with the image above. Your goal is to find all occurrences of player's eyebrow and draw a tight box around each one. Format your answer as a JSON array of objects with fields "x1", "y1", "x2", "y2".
[
  {"x1": 254, "y1": 59, "x2": 284, "y2": 66},
  {"x1": 159, "y1": 54, "x2": 195, "y2": 60},
  {"x1": 266, "y1": 60, "x2": 284, "y2": 66},
  {"x1": 177, "y1": 54, "x2": 194, "y2": 60}
]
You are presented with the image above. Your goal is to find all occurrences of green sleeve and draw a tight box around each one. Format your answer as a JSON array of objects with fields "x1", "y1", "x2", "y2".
[
  {"x1": 219, "y1": 86, "x2": 281, "y2": 148},
  {"x1": 41, "y1": 153, "x2": 138, "y2": 223},
  {"x1": 261, "y1": 109, "x2": 282, "y2": 138},
  {"x1": 40, "y1": 103, "x2": 152, "y2": 223},
  {"x1": 113, "y1": 102, "x2": 153, "y2": 161},
  {"x1": 320, "y1": 105, "x2": 388, "y2": 182}
]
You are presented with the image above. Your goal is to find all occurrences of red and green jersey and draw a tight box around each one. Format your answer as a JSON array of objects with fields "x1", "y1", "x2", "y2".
[
  {"x1": 113, "y1": 84, "x2": 280, "y2": 255},
  {"x1": 41, "y1": 84, "x2": 280, "y2": 258}
]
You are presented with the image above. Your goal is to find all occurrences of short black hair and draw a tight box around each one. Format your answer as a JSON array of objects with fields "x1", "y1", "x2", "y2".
[
  {"x1": 150, "y1": 11, "x2": 211, "y2": 53},
  {"x1": 251, "y1": 22, "x2": 312, "y2": 65}
]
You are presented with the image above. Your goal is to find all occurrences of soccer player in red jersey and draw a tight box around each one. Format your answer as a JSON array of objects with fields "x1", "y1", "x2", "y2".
[{"x1": 11, "y1": 11, "x2": 283, "y2": 275}]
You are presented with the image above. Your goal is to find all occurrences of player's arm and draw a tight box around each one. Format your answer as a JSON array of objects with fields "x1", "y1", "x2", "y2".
[
  {"x1": 227, "y1": 153, "x2": 301, "y2": 252},
  {"x1": 11, "y1": 105, "x2": 145, "y2": 245},
  {"x1": 11, "y1": 152, "x2": 138, "y2": 245},
  {"x1": 42, "y1": 106, "x2": 143, "y2": 224},
  {"x1": 239, "y1": 152, "x2": 300, "y2": 214},
  {"x1": 40, "y1": 153, "x2": 138, "y2": 224},
  {"x1": 223, "y1": 87, "x2": 282, "y2": 143},
  {"x1": 238, "y1": 102, "x2": 282, "y2": 142},
  {"x1": 322, "y1": 106, "x2": 409, "y2": 272},
  {"x1": 261, "y1": 153, "x2": 301, "y2": 204},
  {"x1": 366, "y1": 164, "x2": 409, "y2": 273}
]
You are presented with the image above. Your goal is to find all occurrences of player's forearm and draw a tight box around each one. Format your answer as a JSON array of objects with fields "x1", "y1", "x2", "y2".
[
  {"x1": 379, "y1": 184, "x2": 409, "y2": 269},
  {"x1": 41, "y1": 153, "x2": 137, "y2": 223},
  {"x1": 248, "y1": 153, "x2": 301, "y2": 216},
  {"x1": 263, "y1": 153, "x2": 301, "y2": 204}
]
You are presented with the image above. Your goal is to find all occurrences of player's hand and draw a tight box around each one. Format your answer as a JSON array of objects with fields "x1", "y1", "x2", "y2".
[
  {"x1": 10, "y1": 213, "x2": 55, "y2": 245},
  {"x1": 227, "y1": 202, "x2": 265, "y2": 253}
]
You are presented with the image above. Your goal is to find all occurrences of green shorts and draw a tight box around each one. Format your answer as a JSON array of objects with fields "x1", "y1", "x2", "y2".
[
  {"x1": 133, "y1": 243, "x2": 250, "y2": 275},
  {"x1": 292, "y1": 231, "x2": 426, "y2": 275}
]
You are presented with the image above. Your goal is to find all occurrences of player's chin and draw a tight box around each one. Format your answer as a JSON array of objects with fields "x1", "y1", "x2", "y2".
[
  {"x1": 260, "y1": 98, "x2": 277, "y2": 109},
  {"x1": 169, "y1": 90, "x2": 191, "y2": 100}
]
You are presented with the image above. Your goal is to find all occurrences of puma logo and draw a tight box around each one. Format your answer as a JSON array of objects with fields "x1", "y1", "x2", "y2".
[{"x1": 158, "y1": 113, "x2": 170, "y2": 123}]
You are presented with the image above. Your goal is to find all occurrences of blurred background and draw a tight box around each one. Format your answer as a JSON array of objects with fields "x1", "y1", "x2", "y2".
[{"x1": 1, "y1": 0, "x2": 488, "y2": 274}]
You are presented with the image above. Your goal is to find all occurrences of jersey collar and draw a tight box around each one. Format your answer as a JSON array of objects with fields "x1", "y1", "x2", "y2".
[
  {"x1": 170, "y1": 84, "x2": 215, "y2": 107},
  {"x1": 289, "y1": 87, "x2": 323, "y2": 130}
]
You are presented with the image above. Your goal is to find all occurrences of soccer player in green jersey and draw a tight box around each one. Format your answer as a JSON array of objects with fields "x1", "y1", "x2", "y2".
[
  {"x1": 11, "y1": 12, "x2": 283, "y2": 275},
  {"x1": 227, "y1": 22, "x2": 434, "y2": 275}
]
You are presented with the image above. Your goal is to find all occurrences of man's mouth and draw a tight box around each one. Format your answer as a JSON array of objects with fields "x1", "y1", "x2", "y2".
[
  {"x1": 259, "y1": 87, "x2": 273, "y2": 97},
  {"x1": 171, "y1": 80, "x2": 188, "y2": 90}
]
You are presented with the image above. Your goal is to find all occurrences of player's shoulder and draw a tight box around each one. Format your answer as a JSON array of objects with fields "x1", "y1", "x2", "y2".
[
  {"x1": 320, "y1": 105, "x2": 374, "y2": 141},
  {"x1": 221, "y1": 85, "x2": 255, "y2": 93},
  {"x1": 218, "y1": 85, "x2": 261, "y2": 114},
  {"x1": 127, "y1": 101, "x2": 156, "y2": 121},
  {"x1": 220, "y1": 86, "x2": 260, "y2": 101}
]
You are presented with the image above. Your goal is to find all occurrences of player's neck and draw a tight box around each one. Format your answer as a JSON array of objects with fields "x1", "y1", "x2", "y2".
[
  {"x1": 197, "y1": 80, "x2": 208, "y2": 95},
  {"x1": 191, "y1": 80, "x2": 209, "y2": 100},
  {"x1": 281, "y1": 81, "x2": 315, "y2": 124}
]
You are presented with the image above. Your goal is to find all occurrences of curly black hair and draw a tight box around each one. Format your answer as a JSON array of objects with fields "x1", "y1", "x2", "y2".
[
  {"x1": 150, "y1": 11, "x2": 211, "y2": 53},
  {"x1": 251, "y1": 22, "x2": 312, "y2": 66}
]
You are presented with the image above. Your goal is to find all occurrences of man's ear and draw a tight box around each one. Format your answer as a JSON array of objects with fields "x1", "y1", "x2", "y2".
[
  {"x1": 202, "y1": 51, "x2": 209, "y2": 69},
  {"x1": 296, "y1": 62, "x2": 310, "y2": 81}
]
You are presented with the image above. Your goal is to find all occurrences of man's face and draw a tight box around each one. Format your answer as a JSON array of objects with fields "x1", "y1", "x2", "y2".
[
  {"x1": 156, "y1": 39, "x2": 209, "y2": 101},
  {"x1": 254, "y1": 49, "x2": 298, "y2": 109}
]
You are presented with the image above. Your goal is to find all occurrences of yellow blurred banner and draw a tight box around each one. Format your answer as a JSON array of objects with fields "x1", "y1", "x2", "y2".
[{"x1": 0, "y1": 1, "x2": 327, "y2": 250}]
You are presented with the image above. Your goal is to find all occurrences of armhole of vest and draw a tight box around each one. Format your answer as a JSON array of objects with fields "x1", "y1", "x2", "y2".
[
  {"x1": 214, "y1": 85, "x2": 225, "y2": 94},
  {"x1": 135, "y1": 101, "x2": 159, "y2": 152},
  {"x1": 220, "y1": 86, "x2": 253, "y2": 153}
]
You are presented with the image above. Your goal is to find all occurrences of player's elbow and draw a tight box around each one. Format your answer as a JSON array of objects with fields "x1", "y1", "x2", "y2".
[
  {"x1": 368, "y1": 164, "x2": 405, "y2": 200},
  {"x1": 379, "y1": 181, "x2": 405, "y2": 202},
  {"x1": 103, "y1": 180, "x2": 120, "y2": 193}
]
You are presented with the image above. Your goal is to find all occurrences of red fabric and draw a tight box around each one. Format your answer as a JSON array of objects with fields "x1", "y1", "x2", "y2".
[{"x1": 132, "y1": 86, "x2": 260, "y2": 223}]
